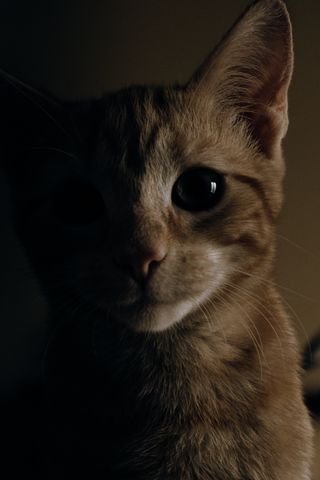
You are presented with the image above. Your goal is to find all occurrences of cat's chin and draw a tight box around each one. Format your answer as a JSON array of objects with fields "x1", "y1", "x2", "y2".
[{"x1": 112, "y1": 299, "x2": 196, "y2": 332}]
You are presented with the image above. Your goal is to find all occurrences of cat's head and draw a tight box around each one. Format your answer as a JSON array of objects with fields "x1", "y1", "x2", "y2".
[{"x1": 1, "y1": 0, "x2": 293, "y2": 332}]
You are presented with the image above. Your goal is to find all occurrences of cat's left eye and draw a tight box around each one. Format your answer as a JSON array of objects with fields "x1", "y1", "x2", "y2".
[
  {"x1": 172, "y1": 168, "x2": 224, "y2": 212},
  {"x1": 53, "y1": 179, "x2": 106, "y2": 226}
]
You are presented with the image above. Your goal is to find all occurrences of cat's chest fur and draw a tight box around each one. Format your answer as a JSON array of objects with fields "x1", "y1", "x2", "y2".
[{"x1": 44, "y1": 300, "x2": 305, "y2": 480}]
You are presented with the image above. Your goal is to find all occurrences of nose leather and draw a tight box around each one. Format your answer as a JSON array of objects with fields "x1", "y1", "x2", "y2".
[
  {"x1": 115, "y1": 240, "x2": 167, "y2": 282},
  {"x1": 131, "y1": 245, "x2": 167, "y2": 281}
]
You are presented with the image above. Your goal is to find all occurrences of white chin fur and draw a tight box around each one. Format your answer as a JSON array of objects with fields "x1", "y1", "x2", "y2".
[
  {"x1": 132, "y1": 249, "x2": 230, "y2": 332},
  {"x1": 132, "y1": 299, "x2": 195, "y2": 332},
  {"x1": 121, "y1": 247, "x2": 230, "y2": 332}
]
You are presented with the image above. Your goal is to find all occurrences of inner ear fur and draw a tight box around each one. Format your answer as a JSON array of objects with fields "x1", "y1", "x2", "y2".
[{"x1": 189, "y1": 0, "x2": 293, "y2": 158}]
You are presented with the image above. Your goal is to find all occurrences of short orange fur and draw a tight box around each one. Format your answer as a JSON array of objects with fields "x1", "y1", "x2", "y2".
[{"x1": 1, "y1": 0, "x2": 313, "y2": 478}]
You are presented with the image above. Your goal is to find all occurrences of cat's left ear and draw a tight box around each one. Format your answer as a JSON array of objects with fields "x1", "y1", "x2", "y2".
[{"x1": 188, "y1": 0, "x2": 293, "y2": 158}]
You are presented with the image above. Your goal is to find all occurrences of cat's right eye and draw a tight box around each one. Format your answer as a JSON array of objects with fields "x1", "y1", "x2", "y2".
[{"x1": 52, "y1": 179, "x2": 106, "y2": 226}]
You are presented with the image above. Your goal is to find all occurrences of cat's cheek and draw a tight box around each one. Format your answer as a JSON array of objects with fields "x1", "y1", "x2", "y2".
[
  {"x1": 189, "y1": 246, "x2": 231, "y2": 300},
  {"x1": 206, "y1": 248, "x2": 228, "y2": 283}
]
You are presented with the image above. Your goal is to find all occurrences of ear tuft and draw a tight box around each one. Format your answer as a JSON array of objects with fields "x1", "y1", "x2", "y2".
[{"x1": 189, "y1": 0, "x2": 293, "y2": 158}]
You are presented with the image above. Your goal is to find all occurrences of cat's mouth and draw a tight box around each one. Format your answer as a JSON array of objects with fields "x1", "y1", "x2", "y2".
[
  {"x1": 110, "y1": 295, "x2": 196, "y2": 332},
  {"x1": 113, "y1": 297, "x2": 153, "y2": 315}
]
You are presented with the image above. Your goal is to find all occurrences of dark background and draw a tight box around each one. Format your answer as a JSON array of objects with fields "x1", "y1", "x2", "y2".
[{"x1": 0, "y1": 0, "x2": 319, "y2": 474}]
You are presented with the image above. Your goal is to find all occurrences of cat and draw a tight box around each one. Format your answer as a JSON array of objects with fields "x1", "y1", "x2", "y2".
[{"x1": 0, "y1": 0, "x2": 313, "y2": 478}]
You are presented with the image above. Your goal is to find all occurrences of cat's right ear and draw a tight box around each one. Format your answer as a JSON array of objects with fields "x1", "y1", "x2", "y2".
[
  {"x1": 0, "y1": 70, "x2": 98, "y2": 180},
  {"x1": 188, "y1": 0, "x2": 293, "y2": 159}
]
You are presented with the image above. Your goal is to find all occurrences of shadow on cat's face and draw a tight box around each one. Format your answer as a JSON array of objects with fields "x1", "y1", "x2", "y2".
[
  {"x1": 1, "y1": 84, "x2": 280, "y2": 333},
  {"x1": 1, "y1": 0, "x2": 292, "y2": 332}
]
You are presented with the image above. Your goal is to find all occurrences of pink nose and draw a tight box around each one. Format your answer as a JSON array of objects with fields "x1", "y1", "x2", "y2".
[{"x1": 115, "y1": 242, "x2": 167, "y2": 282}]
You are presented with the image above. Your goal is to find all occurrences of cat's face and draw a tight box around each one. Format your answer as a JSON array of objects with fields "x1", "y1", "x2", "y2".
[{"x1": 2, "y1": 0, "x2": 293, "y2": 332}]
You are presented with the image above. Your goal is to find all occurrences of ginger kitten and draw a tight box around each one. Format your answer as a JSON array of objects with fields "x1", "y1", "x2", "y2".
[{"x1": 1, "y1": 0, "x2": 313, "y2": 478}]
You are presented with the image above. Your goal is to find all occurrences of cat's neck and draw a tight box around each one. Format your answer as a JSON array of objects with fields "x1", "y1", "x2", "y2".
[
  {"x1": 47, "y1": 277, "x2": 291, "y2": 411},
  {"x1": 44, "y1": 277, "x2": 298, "y2": 477}
]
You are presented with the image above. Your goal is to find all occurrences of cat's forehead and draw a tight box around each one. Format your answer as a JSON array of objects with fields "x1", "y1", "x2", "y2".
[
  {"x1": 98, "y1": 86, "x2": 183, "y2": 175},
  {"x1": 94, "y1": 85, "x2": 262, "y2": 188}
]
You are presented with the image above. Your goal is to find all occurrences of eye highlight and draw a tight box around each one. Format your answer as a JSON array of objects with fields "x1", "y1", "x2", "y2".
[
  {"x1": 172, "y1": 168, "x2": 225, "y2": 212},
  {"x1": 53, "y1": 178, "x2": 106, "y2": 226}
]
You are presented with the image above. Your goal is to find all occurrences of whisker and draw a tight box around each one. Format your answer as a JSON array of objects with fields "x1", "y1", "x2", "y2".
[
  {"x1": 211, "y1": 288, "x2": 264, "y2": 382},
  {"x1": 24, "y1": 146, "x2": 80, "y2": 163},
  {"x1": 234, "y1": 276, "x2": 309, "y2": 355},
  {"x1": 222, "y1": 284, "x2": 265, "y2": 353},
  {"x1": 276, "y1": 233, "x2": 320, "y2": 260},
  {"x1": 224, "y1": 280, "x2": 284, "y2": 348},
  {"x1": 186, "y1": 293, "x2": 214, "y2": 335},
  {"x1": 0, "y1": 68, "x2": 75, "y2": 140},
  {"x1": 220, "y1": 286, "x2": 266, "y2": 360},
  {"x1": 230, "y1": 266, "x2": 317, "y2": 303},
  {"x1": 222, "y1": 281, "x2": 287, "y2": 370}
]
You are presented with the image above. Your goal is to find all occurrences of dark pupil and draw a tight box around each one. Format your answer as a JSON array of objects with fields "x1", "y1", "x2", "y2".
[
  {"x1": 172, "y1": 168, "x2": 223, "y2": 212},
  {"x1": 53, "y1": 179, "x2": 105, "y2": 225}
]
